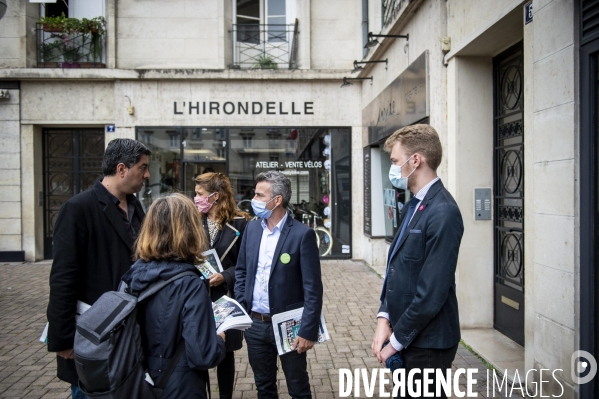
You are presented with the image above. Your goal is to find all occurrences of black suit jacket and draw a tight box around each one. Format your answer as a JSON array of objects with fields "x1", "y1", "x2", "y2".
[
  {"x1": 380, "y1": 179, "x2": 463, "y2": 350},
  {"x1": 235, "y1": 215, "x2": 323, "y2": 341},
  {"x1": 47, "y1": 180, "x2": 145, "y2": 384},
  {"x1": 203, "y1": 215, "x2": 248, "y2": 351}
]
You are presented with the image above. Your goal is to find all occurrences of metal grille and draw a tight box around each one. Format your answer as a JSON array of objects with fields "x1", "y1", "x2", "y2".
[
  {"x1": 231, "y1": 23, "x2": 299, "y2": 69},
  {"x1": 494, "y1": 45, "x2": 524, "y2": 291},
  {"x1": 382, "y1": 0, "x2": 407, "y2": 28},
  {"x1": 43, "y1": 129, "x2": 104, "y2": 258},
  {"x1": 36, "y1": 24, "x2": 106, "y2": 68}
]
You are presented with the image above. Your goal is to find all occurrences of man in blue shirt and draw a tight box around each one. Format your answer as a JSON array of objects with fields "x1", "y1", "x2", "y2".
[{"x1": 235, "y1": 171, "x2": 323, "y2": 399}]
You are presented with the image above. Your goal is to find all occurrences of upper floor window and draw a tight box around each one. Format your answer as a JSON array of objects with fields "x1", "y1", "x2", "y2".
[
  {"x1": 38, "y1": 0, "x2": 106, "y2": 68},
  {"x1": 233, "y1": 0, "x2": 298, "y2": 69},
  {"x1": 235, "y1": 0, "x2": 287, "y2": 43},
  {"x1": 42, "y1": 0, "x2": 105, "y2": 20}
]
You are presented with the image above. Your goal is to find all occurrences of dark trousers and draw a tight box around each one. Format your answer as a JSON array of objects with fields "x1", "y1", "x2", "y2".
[
  {"x1": 398, "y1": 344, "x2": 458, "y2": 399},
  {"x1": 244, "y1": 319, "x2": 311, "y2": 399},
  {"x1": 216, "y1": 351, "x2": 235, "y2": 399}
]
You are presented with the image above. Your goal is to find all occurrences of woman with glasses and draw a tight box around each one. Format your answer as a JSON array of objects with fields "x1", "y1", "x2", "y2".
[{"x1": 194, "y1": 172, "x2": 250, "y2": 399}]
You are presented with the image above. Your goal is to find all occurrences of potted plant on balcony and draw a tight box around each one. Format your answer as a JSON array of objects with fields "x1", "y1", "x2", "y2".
[
  {"x1": 252, "y1": 55, "x2": 278, "y2": 69},
  {"x1": 61, "y1": 36, "x2": 82, "y2": 68},
  {"x1": 37, "y1": 14, "x2": 106, "y2": 67},
  {"x1": 82, "y1": 16, "x2": 106, "y2": 64},
  {"x1": 39, "y1": 13, "x2": 67, "y2": 32},
  {"x1": 39, "y1": 40, "x2": 62, "y2": 67},
  {"x1": 38, "y1": 13, "x2": 106, "y2": 35}
]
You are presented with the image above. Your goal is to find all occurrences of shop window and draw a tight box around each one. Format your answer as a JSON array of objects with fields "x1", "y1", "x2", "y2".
[
  {"x1": 241, "y1": 135, "x2": 254, "y2": 149},
  {"x1": 229, "y1": 127, "x2": 352, "y2": 258},
  {"x1": 135, "y1": 129, "x2": 181, "y2": 212},
  {"x1": 267, "y1": 131, "x2": 282, "y2": 147},
  {"x1": 141, "y1": 130, "x2": 153, "y2": 146},
  {"x1": 136, "y1": 126, "x2": 352, "y2": 258},
  {"x1": 379, "y1": 150, "x2": 410, "y2": 242},
  {"x1": 169, "y1": 133, "x2": 179, "y2": 150},
  {"x1": 183, "y1": 128, "x2": 226, "y2": 162}
]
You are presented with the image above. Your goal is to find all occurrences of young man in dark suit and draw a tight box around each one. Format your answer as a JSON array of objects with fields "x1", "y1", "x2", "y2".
[
  {"x1": 47, "y1": 138, "x2": 151, "y2": 398},
  {"x1": 235, "y1": 171, "x2": 323, "y2": 399},
  {"x1": 371, "y1": 124, "x2": 464, "y2": 399}
]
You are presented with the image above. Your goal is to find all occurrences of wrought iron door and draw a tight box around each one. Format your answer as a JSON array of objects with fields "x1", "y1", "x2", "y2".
[
  {"x1": 43, "y1": 129, "x2": 105, "y2": 258},
  {"x1": 493, "y1": 42, "x2": 525, "y2": 346}
]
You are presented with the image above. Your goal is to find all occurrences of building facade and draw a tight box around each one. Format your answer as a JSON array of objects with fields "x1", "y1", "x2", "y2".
[{"x1": 0, "y1": 0, "x2": 595, "y2": 397}]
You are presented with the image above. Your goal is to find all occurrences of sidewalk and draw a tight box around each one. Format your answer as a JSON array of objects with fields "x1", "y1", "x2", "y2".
[{"x1": 0, "y1": 260, "x2": 513, "y2": 399}]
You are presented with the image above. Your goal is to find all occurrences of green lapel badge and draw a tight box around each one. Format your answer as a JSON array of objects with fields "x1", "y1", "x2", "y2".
[{"x1": 280, "y1": 253, "x2": 291, "y2": 264}]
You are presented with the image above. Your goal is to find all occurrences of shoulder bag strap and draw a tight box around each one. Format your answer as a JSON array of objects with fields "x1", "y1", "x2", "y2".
[
  {"x1": 137, "y1": 271, "x2": 198, "y2": 302},
  {"x1": 219, "y1": 223, "x2": 240, "y2": 262}
]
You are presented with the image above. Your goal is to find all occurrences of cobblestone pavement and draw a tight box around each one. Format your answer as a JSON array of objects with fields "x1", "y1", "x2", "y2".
[{"x1": 0, "y1": 260, "x2": 515, "y2": 399}]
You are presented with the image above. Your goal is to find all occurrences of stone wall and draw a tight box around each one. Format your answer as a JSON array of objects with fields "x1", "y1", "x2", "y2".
[
  {"x1": 0, "y1": 86, "x2": 22, "y2": 258},
  {"x1": 526, "y1": 0, "x2": 578, "y2": 395},
  {"x1": 0, "y1": 0, "x2": 38, "y2": 68},
  {"x1": 310, "y1": 0, "x2": 362, "y2": 69},
  {"x1": 116, "y1": 0, "x2": 226, "y2": 69},
  {"x1": 359, "y1": 0, "x2": 449, "y2": 268}
]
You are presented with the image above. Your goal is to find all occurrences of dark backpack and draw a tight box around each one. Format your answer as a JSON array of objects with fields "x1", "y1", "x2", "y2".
[{"x1": 73, "y1": 271, "x2": 197, "y2": 398}]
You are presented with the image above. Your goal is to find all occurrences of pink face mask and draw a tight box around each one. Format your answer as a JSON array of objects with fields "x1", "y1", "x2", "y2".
[{"x1": 194, "y1": 193, "x2": 216, "y2": 214}]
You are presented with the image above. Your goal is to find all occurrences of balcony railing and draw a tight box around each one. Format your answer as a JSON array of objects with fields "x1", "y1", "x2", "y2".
[
  {"x1": 231, "y1": 20, "x2": 299, "y2": 70},
  {"x1": 36, "y1": 23, "x2": 106, "y2": 68}
]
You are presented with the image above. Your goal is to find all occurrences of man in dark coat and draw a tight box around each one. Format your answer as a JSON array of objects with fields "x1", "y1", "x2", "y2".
[
  {"x1": 371, "y1": 124, "x2": 464, "y2": 399},
  {"x1": 46, "y1": 138, "x2": 151, "y2": 398},
  {"x1": 235, "y1": 171, "x2": 323, "y2": 399}
]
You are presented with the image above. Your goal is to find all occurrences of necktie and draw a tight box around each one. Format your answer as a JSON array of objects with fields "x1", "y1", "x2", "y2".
[{"x1": 396, "y1": 196, "x2": 420, "y2": 247}]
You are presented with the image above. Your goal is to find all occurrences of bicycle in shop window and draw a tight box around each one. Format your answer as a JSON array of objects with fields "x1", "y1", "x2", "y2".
[
  {"x1": 237, "y1": 199, "x2": 257, "y2": 220},
  {"x1": 293, "y1": 200, "x2": 333, "y2": 257},
  {"x1": 236, "y1": 198, "x2": 334, "y2": 257},
  {"x1": 140, "y1": 178, "x2": 176, "y2": 211}
]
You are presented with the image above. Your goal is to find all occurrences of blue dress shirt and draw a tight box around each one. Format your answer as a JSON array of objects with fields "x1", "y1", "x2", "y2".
[{"x1": 251, "y1": 212, "x2": 288, "y2": 314}]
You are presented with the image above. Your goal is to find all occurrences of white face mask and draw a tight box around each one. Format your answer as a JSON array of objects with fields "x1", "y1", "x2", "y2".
[{"x1": 388, "y1": 155, "x2": 415, "y2": 190}]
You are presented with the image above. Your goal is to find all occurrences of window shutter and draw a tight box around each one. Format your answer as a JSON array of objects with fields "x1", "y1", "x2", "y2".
[{"x1": 582, "y1": 0, "x2": 599, "y2": 45}]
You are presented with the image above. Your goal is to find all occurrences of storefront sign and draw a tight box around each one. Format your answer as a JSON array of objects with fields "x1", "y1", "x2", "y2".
[
  {"x1": 255, "y1": 160, "x2": 323, "y2": 169},
  {"x1": 173, "y1": 101, "x2": 314, "y2": 116},
  {"x1": 363, "y1": 51, "x2": 429, "y2": 145}
]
